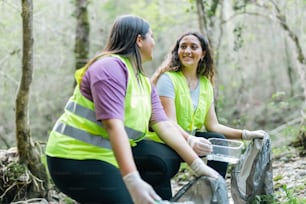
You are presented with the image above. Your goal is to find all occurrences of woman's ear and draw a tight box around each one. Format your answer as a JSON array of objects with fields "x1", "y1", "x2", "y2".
[{"x1": 136, "y1": 34, "x2": 143, "y2": 48}]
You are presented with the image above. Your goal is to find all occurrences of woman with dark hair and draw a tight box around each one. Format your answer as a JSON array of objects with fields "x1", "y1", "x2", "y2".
[
  {"x1": 46, "y1": 17, "x2": 219, "y2": 204},
  {"x1": 151, "y1": 32, "x2": 266, "y2": 178}
]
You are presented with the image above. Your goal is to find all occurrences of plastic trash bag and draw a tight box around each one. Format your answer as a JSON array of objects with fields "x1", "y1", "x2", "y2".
[
  {"x1": 231, "y1": 134, "x2": 274, "y2": 203},
  {"x1": 171, "y1": 176, "x2": 229, "y2": 204}
]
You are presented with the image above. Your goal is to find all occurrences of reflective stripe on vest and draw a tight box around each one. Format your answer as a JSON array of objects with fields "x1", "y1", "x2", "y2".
[
  {"x1": 55, "y1": 100, "x2": 146, "y2": 147},
  {"x1": 65, "y1": 99, "x2": 100, "y2": 126},
  {"x1": 65, "y1": 100, "x2": 144, "y2": 139},
  {"x1": 53, "y1": 121, "x2": 112, "y2": 149}
]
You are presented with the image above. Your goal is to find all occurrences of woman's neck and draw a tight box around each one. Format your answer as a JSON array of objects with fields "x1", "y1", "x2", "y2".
[
  {"x1": 182, "y1": 68, "x2": 198, "y2": 90},
  {"x1": 182, "y1": 68, "x2": 197, "y2": 81}
]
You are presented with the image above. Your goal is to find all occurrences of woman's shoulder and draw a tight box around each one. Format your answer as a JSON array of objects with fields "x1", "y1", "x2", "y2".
[
  {"x1": 163, "y1": 71, "x2": 184, "y2": 80},
  {"x1": 159, "y1": 72, "x2": 172, "y2": 80},
  {"x1": 85, "y1": 56, "x2": 128, "y2": 83},
  {"x1": 93, "y1": 56, "x2": 126, "y2": 68},
  {"x1": 156, "y1": 73, "x2": 173, "y2": 88},
  {"x1": 87, "y1": 56, "x2": 128, "y2": 77}
]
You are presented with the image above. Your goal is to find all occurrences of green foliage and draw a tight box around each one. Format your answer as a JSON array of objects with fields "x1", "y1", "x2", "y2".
[
  {"x1": 247, "y1": 184, "x2": 306, "y2": 204},
  {"x1": 251, "y1": 194, "x2": 275, "y2": 204},
  {"x1": 4, "y1": 162, "x2": 26, "y2": 182},
  {"x1": 272, "y1": 145, "x2": 289, "y2": 156},
  {"x1": 281, "y1": 184, "x2": 300, "y2": 204},
  {"x1": 273, "y1": 174, "x2": 283, "y2": 182},
  {"x1": 101, "y1": 0, "x2": 132, "y2": 22},
  {"x1": 62, "y1": 196, "x2": 78, "y2": 204},
  {"x1": 130, "y1": 0, "x2": 175, "y2": 36}
]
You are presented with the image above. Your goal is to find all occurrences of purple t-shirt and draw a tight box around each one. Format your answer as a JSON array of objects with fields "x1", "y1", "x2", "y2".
[{"x1": 80, "y1": 56, "x2": 167, "y2": 125}]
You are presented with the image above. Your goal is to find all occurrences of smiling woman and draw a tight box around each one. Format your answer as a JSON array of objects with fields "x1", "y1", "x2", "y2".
[{"x1": 151, "y1": 32, "x2": 267, "y2": 179}]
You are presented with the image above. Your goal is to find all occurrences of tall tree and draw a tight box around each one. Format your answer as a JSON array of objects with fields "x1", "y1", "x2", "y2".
[
  {"x1": 195, "y1": 0, "x2": 220, "y2": 47},
  {"x1": 194, "y1": 0, "x2": 225, "y2": 115},
  {"x1": 270, "y1": 0, "x2": 306, "y2": 99},
  {"x1": 15, "y1": 0, "x2": 48, "y2": 199},
  {"x1": 75, "y1": 0, "x2": 90, "y2": 71}
]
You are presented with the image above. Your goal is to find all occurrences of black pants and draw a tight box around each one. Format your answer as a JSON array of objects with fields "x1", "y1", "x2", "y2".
[
  {"x1": 195, "y1": 131, "x2": 229, "y2": 178},
  {"x1": 47, "y1": 140, "x2": 181, "y2": 204}
]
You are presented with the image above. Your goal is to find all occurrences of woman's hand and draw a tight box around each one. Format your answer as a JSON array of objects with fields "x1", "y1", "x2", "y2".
[
  {"x1": 242, "y1": 130, "x2": 267, "y2": 140},
  {"x1": 123, "y1": 171, "x2": 161, "y2": 204},
  {"x1": 190, "y1": 158, "x2": 220, "y2": 179},
  {"x1": 187, "y1": 135, "x2": 212, "y2": 156}
]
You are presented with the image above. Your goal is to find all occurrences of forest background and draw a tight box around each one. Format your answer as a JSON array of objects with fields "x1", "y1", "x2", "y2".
[{"x1": 0, "y1": 0, "x2": 305, "y2": 203}]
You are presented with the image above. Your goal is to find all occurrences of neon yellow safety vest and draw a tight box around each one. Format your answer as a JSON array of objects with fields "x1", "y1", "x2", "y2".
[
  {"x1": 167, "y1": 71, "x2": 213, "y2": 134},
  {"x1": 147, "y1": 71, "x2": 213, "y2": 143},
  {"x1": 46, "y1": 55, "x2": 152, "y2": 167}
]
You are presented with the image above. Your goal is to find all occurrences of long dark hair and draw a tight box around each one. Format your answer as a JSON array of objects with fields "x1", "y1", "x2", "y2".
[
  {"x1": 151, "y1": 32, "x2": 215, "y2": 84},
  {"x1": 85, "y1": 15, "x2": 150, "y2": 74}
]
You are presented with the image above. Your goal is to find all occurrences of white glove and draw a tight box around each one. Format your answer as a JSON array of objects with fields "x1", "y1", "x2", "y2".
[
  {"x1": 242, "y1": 129, "x2": 266, "y2": 140},
  {"x1": 187, "y1": 135, "x2": 212, "y2": 156},
  {"x1": 190, "y1": 158, "x2": 220, "y2": 179},
  {"x1": 123, "y1": 171, "x2": 161, "y2": 204}
]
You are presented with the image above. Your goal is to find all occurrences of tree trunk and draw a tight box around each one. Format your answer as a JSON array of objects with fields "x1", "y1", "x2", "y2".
[
  {"x1": 195, "y1": 0, "x2": 207, "y2": 36},
  {"x1": 195, "y1": 0, "x2": 221, "y2": 113},
  {"x1": 195, "y1": 0, "x2": 219, "y2": 46},
  {"x1": 270, "y1": 1, "x2": 306, "y2": 96},
  {"x1": 75, "y1": 0, "x2": 90, "y2": 71},
  {"x1": 270, "y1": 0, "x2": 306, "y2": 149},
  {"x1": 15, "y1": 0, "x2": 48, "y2": 199}
]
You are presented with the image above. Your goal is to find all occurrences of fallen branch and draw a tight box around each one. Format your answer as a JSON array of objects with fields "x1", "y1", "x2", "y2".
[{"x1": 269, "y1": 117, "x2": 303, "y2": 135}]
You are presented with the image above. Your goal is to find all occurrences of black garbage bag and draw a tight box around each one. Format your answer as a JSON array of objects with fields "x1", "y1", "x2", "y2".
[
  {"x1": 171, "y1": 176, "x2": 229, "y2": 204},
  {"x1": 231, "y1": 134, "x2": 274, "y2": 203}
]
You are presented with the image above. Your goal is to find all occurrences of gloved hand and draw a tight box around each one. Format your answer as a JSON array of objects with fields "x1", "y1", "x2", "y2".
[
  {"x1": 123, "y1": 171, "x2": 161, "y2": 204},
  {"x1": 242, "y1": 129, "x2": 266, "y2": 140},
  {"x1": 190, "y1": 158, "x2": 220, "y2": 179},
  {"x1": 187, "y1": 135, "x2": 212, "y2": 156}
]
